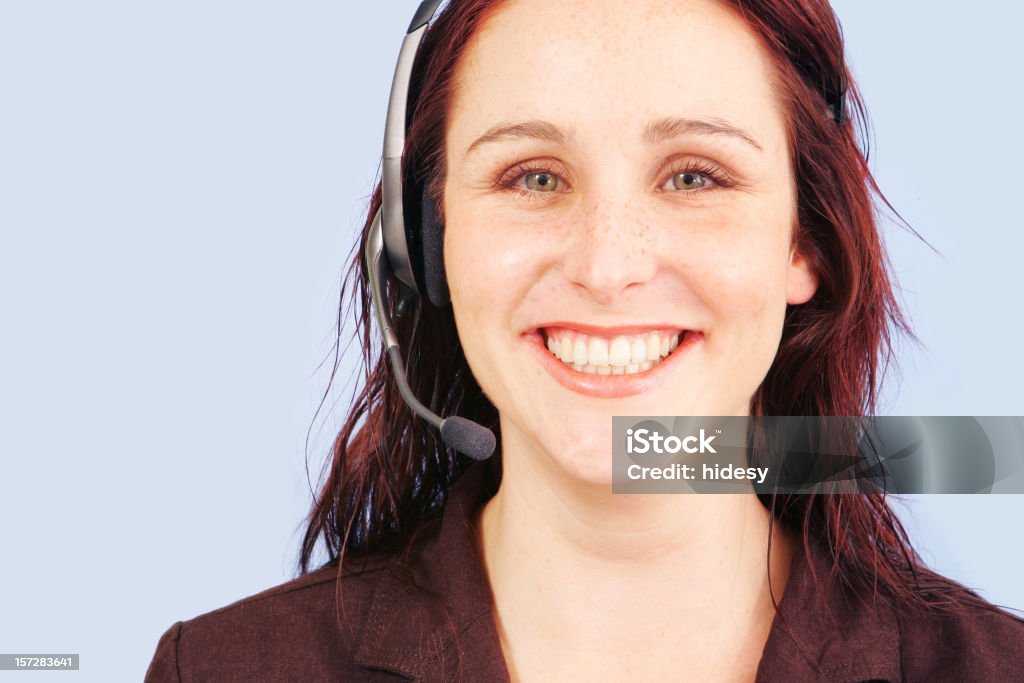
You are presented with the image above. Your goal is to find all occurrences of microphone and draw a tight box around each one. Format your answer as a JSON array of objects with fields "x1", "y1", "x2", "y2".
[
  {"x1": 366, "y1": 210, "x2": 497, "y2": 461},
  {"x1": 439, "y1": 416, "x2": 497, "y2": 462}
]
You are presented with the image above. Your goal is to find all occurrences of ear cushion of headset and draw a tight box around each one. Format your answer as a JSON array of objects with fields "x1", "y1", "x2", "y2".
[{"x1": 421, "y1": 187, "x2": 450, "y2": 307}]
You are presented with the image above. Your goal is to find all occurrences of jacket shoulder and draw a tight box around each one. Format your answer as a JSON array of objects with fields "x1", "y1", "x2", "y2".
[
  {"x1": 896, "y1": 579, "x2": 1024, "y2": 681},
  {"x1": 144, "y1": 553, "x2": 396, "y2": 682}
]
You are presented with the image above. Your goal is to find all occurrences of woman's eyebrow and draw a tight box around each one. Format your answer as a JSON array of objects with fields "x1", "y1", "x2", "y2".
[
  {"x1": 643, "y1": 116, "x2": 763, "y2": 152},
  {"x1": 463, "y1": 116, "x2": 762, "y2": 160},
  {"x1": 463, "y1": 120, "x2": 573, "y2": 160}
]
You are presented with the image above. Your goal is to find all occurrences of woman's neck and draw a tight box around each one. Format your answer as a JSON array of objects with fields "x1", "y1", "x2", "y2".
[{"x1": 474, "y1": 435, "x2": 798, "y2": 682}]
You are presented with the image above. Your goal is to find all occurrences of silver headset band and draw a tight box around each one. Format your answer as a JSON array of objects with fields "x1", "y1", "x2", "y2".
[
  {"x1": 366, "y1": 210, "x2": 399, "y2": 350},
  {"x1": 381, "y1": 0, "x2": 447, "y2": 295}
]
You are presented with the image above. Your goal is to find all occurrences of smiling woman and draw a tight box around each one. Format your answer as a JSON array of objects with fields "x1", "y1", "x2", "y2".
[{"x1": 145, "y1": 1, "x2": 1024, "y2": 681}]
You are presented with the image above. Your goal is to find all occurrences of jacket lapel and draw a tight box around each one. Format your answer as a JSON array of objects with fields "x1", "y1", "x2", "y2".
[
  {"x1": 354, "y1": 460, "x2": 511, "y2": 682},
  {"x1": 755, "y1": 540, "x2": 903, "y2": 682}
]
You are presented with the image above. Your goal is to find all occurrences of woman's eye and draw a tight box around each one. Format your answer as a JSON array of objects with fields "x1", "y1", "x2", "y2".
[
  {"x1": 666, "y1": 171, "x2": 713, "y2": 192},
  {"x1": 524, "y1": 172, "x2": 560, "y2": 192}
]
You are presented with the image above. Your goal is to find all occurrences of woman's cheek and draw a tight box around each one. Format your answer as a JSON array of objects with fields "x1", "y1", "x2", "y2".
[{"x1": 687, "y1": 237, "x2": 790, "y2": 373}]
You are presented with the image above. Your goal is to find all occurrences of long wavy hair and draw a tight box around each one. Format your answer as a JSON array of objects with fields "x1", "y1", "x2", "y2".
[{"x1": 300, "y1": 0, "x2": 998, "y2": 619}]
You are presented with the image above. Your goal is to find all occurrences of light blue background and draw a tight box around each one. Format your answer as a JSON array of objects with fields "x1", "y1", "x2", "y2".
[{"x1": 0, "y1": 2, "x2": 1021, "y2": 680}]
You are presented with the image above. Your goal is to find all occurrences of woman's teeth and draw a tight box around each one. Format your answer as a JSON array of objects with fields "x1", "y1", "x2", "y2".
[{"x1": 543, "y1": 328, "x2": 682, "y2": 375}]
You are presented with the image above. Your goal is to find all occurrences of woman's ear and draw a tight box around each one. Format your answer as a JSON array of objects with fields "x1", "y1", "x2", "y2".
[{"x1": 786, "y1": 244, "x2": 819, "y2": 305}]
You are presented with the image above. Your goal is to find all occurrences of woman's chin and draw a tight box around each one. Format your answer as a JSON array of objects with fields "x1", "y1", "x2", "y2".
[
  {"x1": 542, "y1": 454, "x2": 614, "y2": 488},
  {"x1": 535, "y1": 430, "x2": 617, "y2": 488}
]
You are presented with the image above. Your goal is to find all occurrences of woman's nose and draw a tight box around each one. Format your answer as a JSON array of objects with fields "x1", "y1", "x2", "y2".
[{"x1": 561, "y1": 197, "x2": 659, "y2": 305}]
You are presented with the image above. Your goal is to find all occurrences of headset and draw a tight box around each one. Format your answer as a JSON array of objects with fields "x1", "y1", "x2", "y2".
[
  {"x1": 366, "y1": 0, "x2": 496, "y2": 461},
  {"x1": 364, "y1": 0, "x2": 847, "y2": 463}
]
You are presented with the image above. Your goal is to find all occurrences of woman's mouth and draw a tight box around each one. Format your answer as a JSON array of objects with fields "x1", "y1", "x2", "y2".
[
  {"x1": 543, "y1": 326, "x2": 682, "y2": 375},
  {"x1": 523, "y1": 324, "x2": 702, "y2": 398}
]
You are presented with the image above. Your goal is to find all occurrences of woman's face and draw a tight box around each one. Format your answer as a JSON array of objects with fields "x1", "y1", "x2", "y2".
[{"x1": 443, "y1": 0, "x2": 817, "y2": 483}]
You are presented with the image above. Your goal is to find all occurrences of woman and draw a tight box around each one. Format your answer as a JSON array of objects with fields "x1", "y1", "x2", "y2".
[{"x1": 146, "y1": 0, "x2": 1024, "y2": 681}]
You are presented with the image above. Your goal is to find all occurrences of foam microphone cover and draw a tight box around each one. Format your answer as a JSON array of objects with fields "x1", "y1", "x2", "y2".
[
  {"x1": 440, "y1": 416, "x2": 496, "y2": 461},
  {"x1": 421, "y1": 187, "x2": 450, "y2": 307}
]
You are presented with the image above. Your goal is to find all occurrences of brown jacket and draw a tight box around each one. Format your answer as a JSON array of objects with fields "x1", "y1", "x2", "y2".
[{"x1": 146, "y1": 459, "x2": 1024, "y2": 682}]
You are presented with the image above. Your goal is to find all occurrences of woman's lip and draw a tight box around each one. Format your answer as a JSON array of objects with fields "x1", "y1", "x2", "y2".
[
  {"x1": 530, "y1": 322, "x2": 688, "y2": 337},
  {"x1": 523, "y1": 329, "x2": 703, "y2": 399}
]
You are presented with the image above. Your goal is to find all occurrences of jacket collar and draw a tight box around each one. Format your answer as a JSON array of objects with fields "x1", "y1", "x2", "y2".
[
  {"x1": 356, "y1": 459, "x2": 903, "y2": 682},
  {"x1": 753, "y1": 536, "x2": 904, "y2": 682},
  {"x1": 354, "y1": 457, "x2": 510, "y2": 681}
]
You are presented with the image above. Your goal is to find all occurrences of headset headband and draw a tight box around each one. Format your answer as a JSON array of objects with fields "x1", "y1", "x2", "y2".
[{"x1": 381, "y1": 0, "x2": 448, "y2": 307}]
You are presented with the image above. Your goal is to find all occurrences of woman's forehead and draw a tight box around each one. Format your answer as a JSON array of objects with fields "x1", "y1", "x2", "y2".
[{"x1": 448, "y1": 0, "x2": 787, "y2": 159}]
